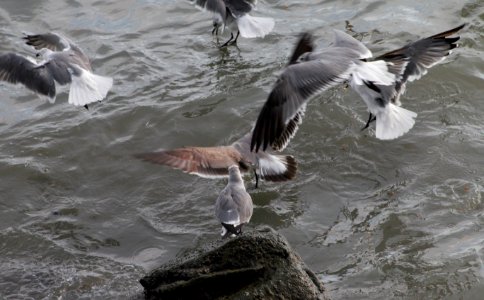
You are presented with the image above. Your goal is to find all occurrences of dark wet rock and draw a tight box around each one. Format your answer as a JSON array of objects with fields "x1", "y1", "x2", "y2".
[{"x1": 139, "y1": 226, "x2": 326, "y2": 300}]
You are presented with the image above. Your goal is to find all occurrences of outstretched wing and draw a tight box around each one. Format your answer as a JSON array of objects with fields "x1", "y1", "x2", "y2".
[
  {"x1": 134, "y1": 146, "x2": 247, "y2": 178},
  {"x1": 24, "y1": 32, "x2": 92, "y2": 71},
  {"x1": 376, "y1": 24, "x2": 465, "y2": 103},
  {"x1": 23, "y1": 32, "x2": 71, "y2": 51},
  {"x1": 250, "y1": 49, "x2": 353, "y2": 152},
  {"x1": 0, "y1": 53, "x2": 56, "y2": 99}
]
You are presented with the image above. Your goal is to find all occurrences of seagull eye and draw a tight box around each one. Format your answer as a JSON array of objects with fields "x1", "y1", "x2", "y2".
[{"x1": 36, "y1": 53, "x2": 40, "y2": 58}]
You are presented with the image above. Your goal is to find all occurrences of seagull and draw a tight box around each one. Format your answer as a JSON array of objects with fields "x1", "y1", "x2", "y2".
[
  {"x1": 189, "y1": 0, "x2": 275, "y2": 47},
  {"x1": 215, "y1": 165, "x2": 253, "y2": 237},
  {"x1": 358, "y1": 24, "x2": 465, "y2": 134},
  {"x1": 135, "y1": 131, "x2": 297, "y2": 188},
  {"x1": 250, "y1": 24, "x2": 465, "y2": 152},
  {"x1": 0, "y1": 32, "x2": 113, "y2": 109}
]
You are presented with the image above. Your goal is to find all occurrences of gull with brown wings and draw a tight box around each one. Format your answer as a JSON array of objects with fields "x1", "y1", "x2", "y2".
[{"x1": 135, "y1": 131, "x2": 297, "y2": 188}]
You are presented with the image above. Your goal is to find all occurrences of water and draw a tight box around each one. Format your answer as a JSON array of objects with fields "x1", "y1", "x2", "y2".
[{"x1": 0, "y1": 0, "x2": 482, "y2": 298}]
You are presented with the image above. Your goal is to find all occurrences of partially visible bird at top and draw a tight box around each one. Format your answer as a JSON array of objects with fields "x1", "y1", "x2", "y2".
[
  {"x1": 250, "y1": 24, "x2": 465, "y2": 152},
  {"x1": 215, "y1": 165, "x2": 253, "y2": 238},
  {"x1": 135, "y1": 131, "x2": 297, "y2": 188},
  {"x1": 0, "y1": 32, "x2": 113, "y2": 109},
  {"x1": 189, "y1": 0, "x2": 275, "y2": 47}
]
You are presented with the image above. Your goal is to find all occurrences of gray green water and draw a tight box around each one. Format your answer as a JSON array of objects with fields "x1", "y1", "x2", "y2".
[{"x1": 0, "y1": 0, "x2": 483, "y2": 298}]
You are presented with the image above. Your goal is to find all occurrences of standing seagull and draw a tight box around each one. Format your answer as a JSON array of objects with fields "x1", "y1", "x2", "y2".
[
  {"x1": 215, "y1": 165, "x2": 253, "y2": 237},
  {"x1": 189, "y1": 0, "x2": 275, "y2": 47},
  {"x1": 0, "y1": 32, "x2": 113, "y2": 108},
  {"x1": 135, "y1": 131, "x2": 297, "y2": 188},
  {"x1": 250, "y1": 24, "x2": 464, "y2": 152}
]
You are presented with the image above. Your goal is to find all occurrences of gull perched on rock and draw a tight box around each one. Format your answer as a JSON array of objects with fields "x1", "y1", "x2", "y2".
[
  {"x1": 0, "y1": 32, "x2": 113, "y2": 109},
  {"x1": 215, "y1": 165, "x2": 253, "y2": 237},
  {"x1": 135, "y1": 131, "x2": 297, "y2": 188},
  {"x1": 250, "y1": 24, "x2": 465, "y2": 152},
  {"x1": 189, "y1": 0, "x2": 275, "y2": 47}
]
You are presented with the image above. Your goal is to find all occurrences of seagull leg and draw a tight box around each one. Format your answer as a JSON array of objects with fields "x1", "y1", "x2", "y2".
[
  {"x1": 231, "y1": 31, "x2": 240, "y2": 45},
  {"x1": 212, "y1": 24, "x2": 218, "y2": 36},
  {"x1": 220, "y1": 32, "x2": 234, "y2": 48},
  {"x1": 361, "y1": 113, "x2": 376, "y2": 131},
  {"x1": 254, "y1": 169, "x2": 259, "y2": 189}
]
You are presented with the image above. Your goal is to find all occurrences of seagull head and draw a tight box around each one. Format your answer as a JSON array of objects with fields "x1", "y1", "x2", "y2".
[{"x1": 36, "y1": 48, "x2": 54, "y2": 60}]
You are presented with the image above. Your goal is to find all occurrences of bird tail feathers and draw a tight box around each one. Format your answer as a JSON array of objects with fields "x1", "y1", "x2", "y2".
[
  {"x1": 68, "y1": 69, "x2": 113, "y2": 106},
  {"x1": 375, "y1": 103, "x2": 417, "y2": 140},
  {"x1": 236, "y1": 15, "x2": 275, "y2": 38}
]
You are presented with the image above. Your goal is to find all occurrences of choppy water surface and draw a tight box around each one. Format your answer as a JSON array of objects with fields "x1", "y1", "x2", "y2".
[{"x1": 0, "y1": 0, "x2": 483, "y2": 298}]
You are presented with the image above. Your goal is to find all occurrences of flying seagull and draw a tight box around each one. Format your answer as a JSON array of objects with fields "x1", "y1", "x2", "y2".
[
  {"x1": 358, "y1": 24, "x2": 465, "y2": 133},
  {"x1": 189, "y1": 0, "x2": 275, "y2": 47},
  {"x1": 250, "y1": 24, "x2": 464, "y2": 152},
  {"x1": 135, "y1": 131, "x2": 297, "y2": 188},
  {"x1": 215, "y1": 165, "x2": 253, "y2": 238},
  {"x1": 250, "y1": 30, "x2": 405, "y2": 152},
  {"x1": 0, "y1": 32, "x2": 113, "y2": 109}
]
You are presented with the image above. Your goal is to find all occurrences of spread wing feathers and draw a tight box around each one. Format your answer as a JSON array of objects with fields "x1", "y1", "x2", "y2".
[
  {"x1": 23, "y1": 32, "x2": 71, "y2": 51},
  {"x1": 332, "y1": 29, "x2": 372, "y2": 59},
  {"x1": 225, "y1": 0, "x2": 255, "y2": 17},
  {"x1": 251, "y1": 56, "x2": 353, "y2": 152},
  {"x1": 24, "y1": 32, "x2": 92, "y2": 71},
  {"x1": 134, "y1": 146, "x2": 247, "y2": 178},
  {"x1": 288, "y1": 32, "x2": 314, "y2": 65},
  {"x1": 191, "y1": 0, "x2": 227, "y2": 19},
  {"x1": 0, "y1": 53, "x2": 56, "y2": 99},
  {"x1": 375, "y1": 24, "x2": 465, "y2": 103},
  {"x1": 271, "y1": 105, "x2": 305, "y2": 151},
  {"x1": 257, "y1": 153, "x2": 297, "y2": 182}
]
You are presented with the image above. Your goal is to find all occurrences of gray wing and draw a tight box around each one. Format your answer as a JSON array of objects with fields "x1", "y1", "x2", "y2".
[
  {"x1": 44, "y1": 53, "x2": 75, "y2": 86},
  {"x1": 234, "y1": 187, "x2": 253, "y2": 224},
  {"x1": 0, "y1": 53, "x2": 56, "y2": 99},
  {"x1": 375, "y1": 24, "x2": 465, "y2": 104},
  {"x1": 224, "y1": 0, "x2": 254, "y2": 17},
  {"x1": 24, "y1": 33, "x2": 92, "y2": 71},
  {"x1": 250, "y1": 50, "x2": 354, "y2": 152},
  {"x1": 215, "y1": 187, "x2": 240, "y2": 225},
  {"x1": 332, "y1": 29, "x2": 372, "y2": 59},
  {"x1": 191, "y1": 0, "x2": 227, "y2": 20},
  {"x1": 23, "y1": 32, "x2": 71, "y2": 51}
]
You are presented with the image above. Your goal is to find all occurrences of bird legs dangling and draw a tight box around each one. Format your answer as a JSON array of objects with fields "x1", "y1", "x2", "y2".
[
  {"x1": 253, "y1": 169, "x2": 259, "y2": 189},
  {"x1": 361, "y1": 113, "x2": 376, "y2": 131},
  {"x1": 220, "y1": 31, "x2": 240, "y2": 48}
]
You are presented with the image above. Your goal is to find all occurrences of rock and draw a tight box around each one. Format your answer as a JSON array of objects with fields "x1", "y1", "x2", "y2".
[{"x1": 139, "y1": 226, "x2": 326, "y2": 299}]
